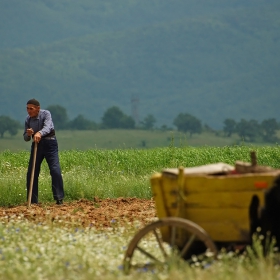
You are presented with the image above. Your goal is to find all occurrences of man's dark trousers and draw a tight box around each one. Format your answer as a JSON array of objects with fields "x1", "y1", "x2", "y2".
[{"x1": 27, "y1": 138, "x2": 64, "y2": 204}]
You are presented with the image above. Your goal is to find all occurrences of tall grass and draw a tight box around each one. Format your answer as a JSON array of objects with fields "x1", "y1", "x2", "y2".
[{"x1": 0, "y1": 145, "x2": 280, "y2": 206}]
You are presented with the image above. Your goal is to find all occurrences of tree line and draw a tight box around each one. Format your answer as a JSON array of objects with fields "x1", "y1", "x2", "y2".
[
  {"x1": 0, "y1": 105, "x2": 279, "y2": 143},
  {"x1": 223, "y1": 118, "x2": 279, "y2": 143}
]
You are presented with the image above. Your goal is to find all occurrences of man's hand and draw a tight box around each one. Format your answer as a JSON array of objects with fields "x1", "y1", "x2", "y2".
[
  {"x1": 26, "y1": 128, "x2": 34, "y2": 137},
  {"x1": 34, "y1": 132, "x2": 41, "y2": 143}
]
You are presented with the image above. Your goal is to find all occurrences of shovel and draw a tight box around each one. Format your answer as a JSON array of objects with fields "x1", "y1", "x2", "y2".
[{"x1": 27, "y1": 141, "x2": 38, "y2": 208}]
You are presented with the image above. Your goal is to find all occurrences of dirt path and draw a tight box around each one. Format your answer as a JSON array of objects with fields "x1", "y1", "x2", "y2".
[{"x1": 0, "y1": 198, "x2": 157, "y2": 228}]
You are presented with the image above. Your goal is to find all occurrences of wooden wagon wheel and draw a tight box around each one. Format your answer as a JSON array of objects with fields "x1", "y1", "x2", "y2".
[{"x1": 123, "y1": 217, "x2": 218, "y2": 274}]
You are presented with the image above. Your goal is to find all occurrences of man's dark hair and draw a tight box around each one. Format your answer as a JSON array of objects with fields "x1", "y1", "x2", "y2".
[{"x1": 27, "y1": 99, "x2": 40, "y2": 106}]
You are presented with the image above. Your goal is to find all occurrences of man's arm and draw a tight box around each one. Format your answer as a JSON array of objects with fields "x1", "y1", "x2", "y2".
[
  {"x1": 38, "y1": 110, "x2": 54, "y2": 137},
  {"x1": 23, "y1": 118, "x2": 32, "y2": 142}
]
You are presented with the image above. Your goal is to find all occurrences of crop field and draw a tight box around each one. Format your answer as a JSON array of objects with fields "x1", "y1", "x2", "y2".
[
  {"x1": 0, "y1": 129, "x2": 268, "y2": 152},
  {"x1": 1, "y1": 146, "x2": 280, "y2": 279}
]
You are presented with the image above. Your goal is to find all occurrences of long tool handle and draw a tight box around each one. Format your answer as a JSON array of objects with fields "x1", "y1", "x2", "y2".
[{"x1": 27, "y1": 141, "x2": 38, "y2": 208}]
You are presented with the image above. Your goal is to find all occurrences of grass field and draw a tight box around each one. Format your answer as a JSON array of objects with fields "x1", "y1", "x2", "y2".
[
  {"x1": 1, "y1": 145, "x2": 280, "y2": 206},
  {"x1": 1, "y1": 145, "x2": 280, "y2": 205},
  {"x1": 1, "y1": 128, "x2": 275, "y2": 152},
  {"x1": 1, "y1": 146, "x2": 280, "y2": 279}
]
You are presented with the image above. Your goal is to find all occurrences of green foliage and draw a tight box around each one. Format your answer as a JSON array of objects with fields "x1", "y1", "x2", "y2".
[
  {"x1": 140, "y1": 114, "x2": 156, "y2": 130},
  {"x1": 67, "y1": 114, "x2": 98, "y2": 130},
  {"x1": 223, "y1": 118, "x2": 236, "y2": 137},
  {"x1": 221, "y1": 118, "x2": 280, "y2": 143},
  {"x1": 46, "y1": 104, "x2": 69, "y2": 129},
  {"x1": 101, "y1": 106, "x2": 135, "y2": 129},
  {"x1": 261, "y1": 118, "x2": 279, "y2": 143},
  {"x1": 235, "y1": 119, "x2": 262, "y2": 142},
  {"x1": 173, "y1": 113, "x2": 202, "y2": 136},
  {"x1": 0, "y1": 115, "x2": 21, "y2": 138}
]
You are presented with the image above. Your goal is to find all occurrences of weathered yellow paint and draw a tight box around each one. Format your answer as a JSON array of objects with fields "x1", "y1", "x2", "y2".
[
  {"x1": 183, "y1": 191, "x2": 265, "y2": 208},
  {"x1": 150, "y1": 173, "x2": 168, "y2": 218},
  {"x1": 185, "y1": 208, "x2": 254, "y2": 223},
  {"x1": 151, "y1": 169, "x2": 280, "y2": 243},
  {"x1": 197, "y1": 221, "x2": 250, "y2": 242}
]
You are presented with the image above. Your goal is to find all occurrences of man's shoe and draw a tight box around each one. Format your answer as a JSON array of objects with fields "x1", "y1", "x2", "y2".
[{"x1": 56, "y1": 199, "x2": 63, "y2": 205}]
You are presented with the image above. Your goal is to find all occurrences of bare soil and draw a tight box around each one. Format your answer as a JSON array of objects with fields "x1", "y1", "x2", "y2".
[{"x1": 0, "y1": 198, "x2": 157, "y2": 228}]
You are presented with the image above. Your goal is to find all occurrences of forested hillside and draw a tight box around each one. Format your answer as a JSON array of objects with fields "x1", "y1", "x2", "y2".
[{"x1": 0, "y1": 0, "x2": 279, "y2": 128}]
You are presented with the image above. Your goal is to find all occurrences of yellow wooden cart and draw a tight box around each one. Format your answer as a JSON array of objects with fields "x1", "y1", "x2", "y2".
[{"x1": 123, "y1": 152, "x2": 280, "y2": 273}]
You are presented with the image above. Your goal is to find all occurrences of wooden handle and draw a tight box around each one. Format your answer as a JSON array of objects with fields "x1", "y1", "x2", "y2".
[{"x1": 27, "y1": 142, "x2": 38, "y2": 208}]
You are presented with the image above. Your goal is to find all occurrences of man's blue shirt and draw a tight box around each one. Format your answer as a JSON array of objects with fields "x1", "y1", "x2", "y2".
[{"x1": 23, "y1": 110, "x2": 54, "y2": 141}]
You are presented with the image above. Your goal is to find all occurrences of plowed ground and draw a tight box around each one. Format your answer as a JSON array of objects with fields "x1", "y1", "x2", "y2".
[{"x1": 0, "y1": 198, "x2": 157, "y2": 228}]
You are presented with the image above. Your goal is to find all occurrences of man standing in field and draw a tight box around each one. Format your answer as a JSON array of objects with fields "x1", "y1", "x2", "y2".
[{"x1": 23, "y1": 98, "x2": 64, "y2": 205}]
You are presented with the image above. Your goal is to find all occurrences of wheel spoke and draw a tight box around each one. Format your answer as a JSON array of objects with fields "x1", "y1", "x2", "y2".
[
  {"x1": 136, "y1": 245, "x2": 164, "y2": 265},
  {"x1": 153, "y1": 229, "x2": 168, "y2": 259},
  {"x1": 179, "y1": 234, "x2": 196, "y2": 258},
  {"x1": 124, "y1": 217, "x2": 218, "y2": 274},
  {"x1": 170, "y1": 225, "x2": 177, "y2": 249}
]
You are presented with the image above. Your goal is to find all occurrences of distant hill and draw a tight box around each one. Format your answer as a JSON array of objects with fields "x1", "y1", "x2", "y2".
[
  {"x1": 1, "y1": 0, "x2": 270, "y2": 49},
  {"x1": 0, "y1": 0, "x2": 279, "y2": 128}
]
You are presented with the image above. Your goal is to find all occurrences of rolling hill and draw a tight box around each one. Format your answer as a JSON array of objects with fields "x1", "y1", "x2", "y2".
[{"x1": 0, "y1": 0, "x2": 279, "y2": 128}]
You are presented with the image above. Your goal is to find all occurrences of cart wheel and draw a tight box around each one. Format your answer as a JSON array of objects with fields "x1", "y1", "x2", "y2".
[{"x1": 123, "y1": 217, "x2": 218, "y2": 274}]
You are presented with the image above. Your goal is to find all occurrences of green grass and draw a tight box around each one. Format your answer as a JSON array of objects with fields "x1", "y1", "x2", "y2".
[
  {"x1": 1, "y1": 145, "x2": 280, "y2": 206},
  {"x1": 1, "y1": 128, "x2": 277, "y2": 152}
]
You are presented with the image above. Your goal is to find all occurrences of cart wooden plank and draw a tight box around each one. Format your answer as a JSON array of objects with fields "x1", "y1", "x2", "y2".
[{"x1": 151, "y1": 165, "x2": 280, "y2": 243}]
